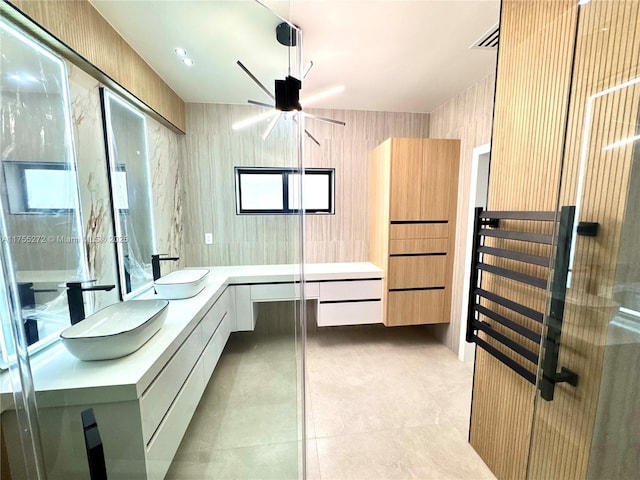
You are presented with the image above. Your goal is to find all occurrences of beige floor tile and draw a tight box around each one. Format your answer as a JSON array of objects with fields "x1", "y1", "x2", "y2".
[
  {"x1": 307, "y1": 329, "x2": 457, "y2": 438},
  {"x1": 316, "y1": 426, "x2": 495, "y2": 480},
  {"x1": 168, "y1": 441, "x2": 300, "y2": 480},
  {"x1": 168, "y1": 322, "x2": 491, "y2": 479}
]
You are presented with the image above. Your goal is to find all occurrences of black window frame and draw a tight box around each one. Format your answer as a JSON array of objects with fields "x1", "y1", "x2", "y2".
[{"x1": 235, "y1": 167, "x2": 335, "y2": 215}]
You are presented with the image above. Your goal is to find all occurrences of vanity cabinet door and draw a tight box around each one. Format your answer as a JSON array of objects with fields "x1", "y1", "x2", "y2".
[{"x1": 389, "y1": 139, "x2": 425, "y2": 221}]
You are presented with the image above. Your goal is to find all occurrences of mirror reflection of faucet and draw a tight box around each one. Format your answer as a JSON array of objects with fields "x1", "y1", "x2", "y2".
[
  {"x1": 151, "y1": 254, "x2": 180, "y2": 281},
  {"x1": 66, "y1": 281, "x2": 115, "y2": 325}
]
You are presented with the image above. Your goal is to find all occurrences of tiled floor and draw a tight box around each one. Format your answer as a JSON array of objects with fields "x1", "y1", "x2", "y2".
[
  {"x1": 167, "y1": 319, "x2": 495, "y2": 480},
  {"x1": 305, "y1": 325, "x2": 494, "y2": 480}
]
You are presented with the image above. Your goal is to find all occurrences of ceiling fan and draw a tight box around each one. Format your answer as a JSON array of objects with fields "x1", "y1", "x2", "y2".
[{"x1": 232, "y1": 22, "x2": 346, "y2": 146}]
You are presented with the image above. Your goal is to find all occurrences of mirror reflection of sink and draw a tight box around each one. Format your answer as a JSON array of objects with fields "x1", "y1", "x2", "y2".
[
  {"x1": 60, "y1": 299, "x2": 169, "y2": 361},
  {"x1": 154, "y1": 269, "x2": 210, "y2": 300}
]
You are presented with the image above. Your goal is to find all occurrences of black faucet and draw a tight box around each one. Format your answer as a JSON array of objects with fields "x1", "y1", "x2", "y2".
[
  {"x1": 151, "y1": 254, "x2": 179, "y2": 281},
  {"x1": 66, "y1": 281, "x2": 115, "y2": 325}
]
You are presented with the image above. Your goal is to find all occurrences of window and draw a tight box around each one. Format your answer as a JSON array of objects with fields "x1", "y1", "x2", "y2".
[
  {"x1": 235, "y1": 167, "x2": 334, "y2": 214},
  {"x1": 3, "y1": 162, "x2": 78, "y2": 214}
]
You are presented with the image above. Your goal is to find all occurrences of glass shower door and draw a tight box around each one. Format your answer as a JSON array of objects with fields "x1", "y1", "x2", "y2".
[{"x1": 527, "y1": 1, "x2": 640, "y2": 478}]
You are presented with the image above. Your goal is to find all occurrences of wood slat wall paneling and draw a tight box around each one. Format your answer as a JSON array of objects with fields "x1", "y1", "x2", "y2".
[
  {"x1": 5, "y1": 0, "x2": 185, "y2": 132},
  {"x1": 469, "y1": 1, "x2": 579, "y2": 479},
  {"x1": 527, "y1": 1, "x2": 640, "y2": 479}
]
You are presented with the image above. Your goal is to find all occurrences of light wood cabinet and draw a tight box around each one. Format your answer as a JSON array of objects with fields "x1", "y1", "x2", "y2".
[{"x1": 369, "y1": 138, "x2": 460, "y2": 326}]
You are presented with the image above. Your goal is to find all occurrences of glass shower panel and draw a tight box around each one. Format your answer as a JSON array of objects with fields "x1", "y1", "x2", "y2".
[
  {"x1": 162, "y1": 1, "x2": 306, "y2": 479},
  {"x1": 527, "y1": 1, "x2": 640, "y2": 479},
  {"x1": 0, "y1": 18, "x2": 87, "y2": 361}
]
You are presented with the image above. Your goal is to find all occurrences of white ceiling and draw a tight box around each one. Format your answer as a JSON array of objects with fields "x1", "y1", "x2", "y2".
[{"x1": 90, "y1": 0, "x2": 499, "y2": 113}]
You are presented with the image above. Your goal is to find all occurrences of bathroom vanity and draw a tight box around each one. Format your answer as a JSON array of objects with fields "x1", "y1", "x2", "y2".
[{"x1": 0, "y1": 262, "x2": 382, "y2": 480}]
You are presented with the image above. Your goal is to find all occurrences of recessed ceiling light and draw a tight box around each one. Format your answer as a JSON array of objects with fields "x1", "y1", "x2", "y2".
[
  {"x1": 174, "y1": 48, "x2": 187, "y2": 57},
  {"x1": 182, "y1": 58, "x2": 194, "y2": 66}
]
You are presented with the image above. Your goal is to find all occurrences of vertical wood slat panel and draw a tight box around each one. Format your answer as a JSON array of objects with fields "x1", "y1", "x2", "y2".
[
  {"x1": 8, "y1": 0, "x2": 185, "y2": 132},
  {"x1": 528, "y1": 1, "x2": 640, "y2": 479},
  {"x1": 469, "y1": 1, "x2": 579, "y2": 479}
]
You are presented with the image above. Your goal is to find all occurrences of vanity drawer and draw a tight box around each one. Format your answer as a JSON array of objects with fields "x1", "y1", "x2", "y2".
[
  {"x1": 304, "y1": 281, "x2": 320, "y2": 298},
  {"x1": 145, "y1": 354, "x2": 205, "y2": 480},
  {"x1": 251, "y1": 283, "x2": 299, "y2": 301},
  {"x1": 390, "y1": 223, "x2": 448, "y2": 239},
  {"x1": 319, "y1": 279, "x2": 382, "y2": 302},
  {"x1": 200, "y1": 289, "x2": 228, "y2": 345},
  {"x1": 318, "y1": 300, "x2": 382, "y2": 327},
  {"x1": 140, "y1": 326, "x2": 203, "y2": 445},
  {"x1": 389, "y1": 238, "x2": 448, "y2": 255},
  {"x1": 388, "y1": 255, "x2": 447, "y2": 289},
  {"x1": 203, "y1": 312, "x2": 232, "y2": 381}
]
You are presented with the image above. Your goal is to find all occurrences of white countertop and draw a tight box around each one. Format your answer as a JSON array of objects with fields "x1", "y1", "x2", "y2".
[{"x1": 0, "y1": 263, "x2": 382, "y2": 412}]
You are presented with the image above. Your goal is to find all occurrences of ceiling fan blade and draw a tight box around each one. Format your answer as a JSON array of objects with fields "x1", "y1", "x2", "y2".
[
  {"x1": 305, "y1": 129, "x2": 321, "y2": 146},
  {"x1": 303, "y1": 61, "x2": 314, "y2": 79},
  {"x1": 304, "y1": 112, "x2": 346, "y2": 127},
  {"x1": 291, "y1": 114, "x2": 321, "y2": 146},
  {"x1": 263, "y1": 112, "x2": 283, "y2": 140},
  {"x1": 248, "y1": 99, "x2": 275, "y2": 109},
  {"x1": 236, "y1": 60, "x2": 275, "y2": 101}
]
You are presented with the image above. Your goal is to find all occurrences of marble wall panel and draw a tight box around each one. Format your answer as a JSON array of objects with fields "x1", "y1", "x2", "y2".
[
  {"x1": 147, "y1": 115, "x2": 184, "y2": 271},
  {"x1": 68, "y1": 62, "x2": 183, "y2": 310},
  {"x1": 68, "y1": 62, "x2": 119, "y2": 310}
]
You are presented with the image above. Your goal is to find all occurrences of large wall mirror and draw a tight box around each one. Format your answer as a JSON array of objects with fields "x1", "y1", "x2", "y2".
[
  {"x1": 101, "y1": 89, "x2": 156, "y2": 299},
  {"x1": 0, "y1": 18, "x2": 87, "y2": 365}
]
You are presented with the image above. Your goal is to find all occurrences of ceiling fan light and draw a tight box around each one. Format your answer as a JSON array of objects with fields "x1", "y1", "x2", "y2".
[
  {"x1": 300, "y1": 85, "x2": 345, "y2": 107},
  {"x1": 232, "y1": 110, "x2": 278, "y2": 130}
]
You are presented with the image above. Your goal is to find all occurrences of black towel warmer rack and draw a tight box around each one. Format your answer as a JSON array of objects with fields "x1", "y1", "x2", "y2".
[{"x1": 465, "y1": 207, "x2": 596, "y2": 401}]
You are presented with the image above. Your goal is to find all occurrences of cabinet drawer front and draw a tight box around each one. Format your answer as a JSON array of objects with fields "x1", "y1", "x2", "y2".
[
  {"x1": 203, "y1": 312, "x2": 232, "y2": 381},
  {"x1": 140, "y1": 327, "x2": 203, "y2": 445},
  {"x1": 201, "y1": 290, "x2": 229, "y2": 345},
  {"x1": 250, "y1": 283, "x2": 299, "y2": 301},
  {"x1": 145, "y1": 357, "x2": 205, "y2": 480},
  {"x1": 318, "y1": 301, "x2": 382, "y2": 327},
  {"x1": 304, "y1": 281, "x2": 320, "y2": 298},
  {"x1": 390, "y1": 223, "x2": 448, "y2": 239},
  {"x1": 386, "y1": 289, "x2": 446, "y2": 326},
  {"x1": 388, "y1": 255, "x2": 447, "y2": 289},
  {"x1": 319, "y1": 279, "x2": 382, "y2": 301},
  {"x1": 389, "y1": 238, "x2": 448, "y2": 255}
]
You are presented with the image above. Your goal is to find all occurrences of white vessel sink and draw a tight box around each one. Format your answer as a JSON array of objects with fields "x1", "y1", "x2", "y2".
[
  {"x1": 60, "y1": 300, "x2": 169, "y2": 361},
  {"x1": 154, "y1": 269, "x2": 210, "y2": 299}
]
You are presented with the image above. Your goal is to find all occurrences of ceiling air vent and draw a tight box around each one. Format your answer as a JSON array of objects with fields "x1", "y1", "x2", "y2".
[{"x1": 470, "y1": 24, "x2": 499, "y2": 49}]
